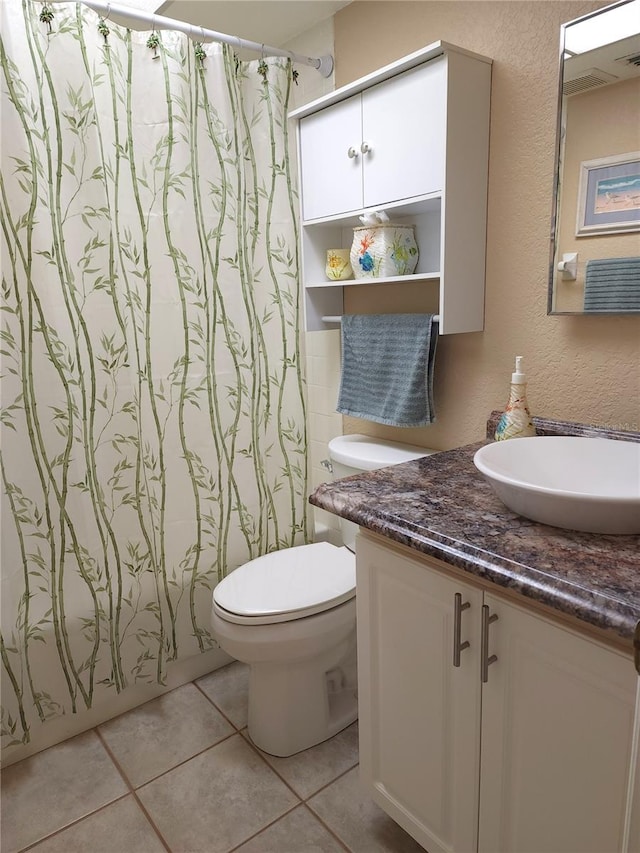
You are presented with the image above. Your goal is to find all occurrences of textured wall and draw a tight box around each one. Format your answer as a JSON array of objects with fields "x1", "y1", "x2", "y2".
[{"x1": 329, "y1": 1, "x2": 639, "y2": 447}]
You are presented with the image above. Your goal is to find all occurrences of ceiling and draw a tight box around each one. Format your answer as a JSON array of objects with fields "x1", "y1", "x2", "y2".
[
  {"x1": 563, "y1": 33, "x2": 640, "y2": 95},
  {"x1": 155, "y1": 1, "x2": 351, "y2": 49}
]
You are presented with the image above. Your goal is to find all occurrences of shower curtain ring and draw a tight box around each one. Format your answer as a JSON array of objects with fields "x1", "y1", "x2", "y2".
[
  {"x1": 258, "y1": 43, "x2": 268, "y2": 80},
  {"x1": 147, "y1": 14, "x2": 160, "y2": 58},
  {"x1": 98, "y1": 4, "x2": 111, "y2": 43}
]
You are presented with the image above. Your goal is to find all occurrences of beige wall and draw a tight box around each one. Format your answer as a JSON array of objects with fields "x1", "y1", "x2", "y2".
[
  {"x1": 554, "y1": 77, "x2": 640, "y2": 312},
  {"x1": 320, "y1": 0, "x2": 640, "y2": 448}
]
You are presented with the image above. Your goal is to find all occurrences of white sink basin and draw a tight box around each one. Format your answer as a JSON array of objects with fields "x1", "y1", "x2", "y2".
[{"x1": 473, "y1": 436, "x2": 640, "y2": 534}]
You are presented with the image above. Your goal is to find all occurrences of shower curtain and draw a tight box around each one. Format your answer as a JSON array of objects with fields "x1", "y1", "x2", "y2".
[{"x1": 0, "y1": 0, "x2": 308, "y2": 754}]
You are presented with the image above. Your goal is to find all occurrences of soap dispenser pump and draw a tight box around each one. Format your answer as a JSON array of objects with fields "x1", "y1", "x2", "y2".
[{"x1": 494, "y1": 356, "x2": 536, "y2": 441}]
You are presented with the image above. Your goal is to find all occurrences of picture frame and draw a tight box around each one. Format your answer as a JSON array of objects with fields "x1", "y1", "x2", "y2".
[{"x1": 576, "y1": 151, "x2": 640, "y2": 236}]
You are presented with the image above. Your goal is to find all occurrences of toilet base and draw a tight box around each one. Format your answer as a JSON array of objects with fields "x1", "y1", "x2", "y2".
[
  {"x1": 247, "y1": 633, "x2": 358, "y2": 757},
  {"x1": 211, "y1": 582, "x2": 358, "y2": 758}
]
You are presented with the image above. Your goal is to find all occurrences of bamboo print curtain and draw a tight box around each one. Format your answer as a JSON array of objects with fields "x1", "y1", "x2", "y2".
[{"x1": 0, "y1": 1, "x2": 308, "y2": 751}]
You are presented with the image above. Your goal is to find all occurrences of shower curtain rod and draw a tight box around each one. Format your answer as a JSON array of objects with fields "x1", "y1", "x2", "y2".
[{"x1": 48, "y1": 0, "x2": 334, "y2": 76}]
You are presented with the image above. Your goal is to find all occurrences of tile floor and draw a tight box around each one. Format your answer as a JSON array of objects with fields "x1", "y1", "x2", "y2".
[{"x1": 1, "y1": 661, "x2": 425, "y2": 853}]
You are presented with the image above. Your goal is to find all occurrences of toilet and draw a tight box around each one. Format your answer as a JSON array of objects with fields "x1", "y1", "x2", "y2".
[{"x1": 211, "y1": 434, "x2": 434, "y2": 756}]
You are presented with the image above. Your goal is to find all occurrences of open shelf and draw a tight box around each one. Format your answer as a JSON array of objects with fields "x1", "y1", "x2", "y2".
[
  {"x1": 305, "y1": 271, "x2": 441, "y2": 289},
  {"x1": 302, "y1": 206, "x2": 441, "y2": 285},
  {"x1": 304, "y1": 275, "x2": 441, "y2": 331},
  {"x1": 301, "y1": 196, "x2": 444, "y2": 330}
]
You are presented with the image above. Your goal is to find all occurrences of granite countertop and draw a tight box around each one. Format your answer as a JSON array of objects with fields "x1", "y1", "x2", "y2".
[{"x1": 310, "y1": 417, "x2": 640, "y2": 671}]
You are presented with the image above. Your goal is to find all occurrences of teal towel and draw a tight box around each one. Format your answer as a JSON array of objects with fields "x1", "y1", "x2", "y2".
[
  {"x1": 337, "y1": 314, "x2": 438, "y2": 427},
  {"x1": 584, "y1": 257, "x2": 640, "y2": 312}
]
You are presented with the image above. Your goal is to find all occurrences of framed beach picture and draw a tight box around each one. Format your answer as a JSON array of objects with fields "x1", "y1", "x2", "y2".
[{"x1": 576, "y1": 152, "x2": 640, "y2": 236}]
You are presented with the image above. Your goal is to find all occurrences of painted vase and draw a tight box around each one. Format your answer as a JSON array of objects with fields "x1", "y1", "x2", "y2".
[
  {"x1": 325, "y1": 248, "x2": 353, "y2": 281},
  {"x1": 350, "y1": 224, "x2": 419, "y2": 279}
]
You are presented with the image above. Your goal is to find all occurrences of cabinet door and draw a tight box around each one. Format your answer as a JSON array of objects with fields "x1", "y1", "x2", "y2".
[
  {"x1": 298, "y1": 95, "x2": 363, "y2": 221},
  {"x1": 357, "y1": 535, "x2": 482, "y2": 853},
  {"x1": 627, "y1": 687, "x2": 640, "y2": 853},
  {"x1": 362, "y1": 58, "x2": 446, "y2": 210},
  {"x1": 478, "y1": 594, "x2": 638, "y2": 853}
]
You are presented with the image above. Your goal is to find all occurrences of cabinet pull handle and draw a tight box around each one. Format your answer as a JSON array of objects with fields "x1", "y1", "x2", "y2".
[
  {"x1": 347, "y1": 146, "x2": 359, "y2": 159},
  {"x1": 481, "y1": 604, "x2": 498, "y2": 683},
  {"x1": 360, "y1": 141, "x2": 372, "y2": 155},
  {"x1": 453, "y1": 592, "x2": 471, "y2": 667}
]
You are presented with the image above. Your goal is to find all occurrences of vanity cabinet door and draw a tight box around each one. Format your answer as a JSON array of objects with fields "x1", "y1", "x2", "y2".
[
  {"x1": 478, "y1": 594, "x2": 639, "y2": 853},
  {"x1": 357, "y1": 534, "x2": 640, "y2": 853},
  {"x1": 356, "y1": 534, "x2": 483, "y2": 853}
]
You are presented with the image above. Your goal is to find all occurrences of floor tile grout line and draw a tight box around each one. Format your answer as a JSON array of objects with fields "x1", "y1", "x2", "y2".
[
  {"x1": 15, "y1": 791, "x2": 132, "y2": 853},
  {"x1": 2, "y1": 682, "x2": 196, "y2": 778},
  {"x1": 95, "y1": 728, "x2": 172, "y2": 853},
  {"x1": 193, "y1": 670, "x2": 361, "y2": 805},
  {"x1": 302, "y1": 762, "x2": 363, "y2": 852},
  {"x1": 192, "y1": 673, "x2": 360, "y2": 805},
  {"x1": 235, "y1": 725, "x2": 362, "y2": 834},
  {"x1": 300, "y1": 801, "x2": 352, "y2": 852},
  {"x1": 225, "y1": 802, "x2": 302, "y2": 853},
  {"x1": 94, "y1": 727, "x2": 135, "y2": 792},
  {"x1": 236, "y1": 728, "x2": 320, "y2": 804},
  {"x1": 13, "y1": 745, "x2": 358, "y2": 853},
  {"x1": 13, "y1": 727, "x2": 133, "y2": 853},
  {"x1": 307, "y1": 759, "x2": 379, "y2": 853},
  {"x1": 304, "y1": 761, "x2": 360, "y2": 804},
  {"x1": 128, "y1": 791, "x2": 173, "y2": 853},
  {"x1": 118, "y1": 729, "x2": 240, "y2": 790},
  {"x1": 238, "y1": 726, "x2": 304, "y2": 805},
  {"x1": 6, "y1": 667, "x2": 364, "y2": 853},
  {"x1": 212, "y1": 751, "x2": 356, "y2": 853},
  {"x1": 193, "y1": 676, "x2": 246, "y2": 732}
]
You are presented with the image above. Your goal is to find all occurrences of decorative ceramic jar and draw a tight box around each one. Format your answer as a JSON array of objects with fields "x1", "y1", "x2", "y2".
[
  {"x1": 325, "y1": 248, "x2": 353, "y2": 281},
  {"x1": 350, "y1": 224, "x2": 419, "y2": 279}
]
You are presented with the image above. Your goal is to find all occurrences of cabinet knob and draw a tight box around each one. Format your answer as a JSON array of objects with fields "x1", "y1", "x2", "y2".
[
  {"x1": 360, "y1": 141, "x2": 373, "y2": 155},
  {"x1": 347, "y1": 146, "x2": 359, "y2": 159}
]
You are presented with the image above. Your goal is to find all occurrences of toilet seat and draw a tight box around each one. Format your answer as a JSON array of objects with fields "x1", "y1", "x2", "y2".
[{"x1": 213, "y1": 542, "x2": 355, "y2": 625}]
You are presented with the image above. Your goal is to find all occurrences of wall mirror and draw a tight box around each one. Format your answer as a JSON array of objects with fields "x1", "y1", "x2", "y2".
[{"x1": 549, "y1": 0, "x2": 640, "y2": 315}]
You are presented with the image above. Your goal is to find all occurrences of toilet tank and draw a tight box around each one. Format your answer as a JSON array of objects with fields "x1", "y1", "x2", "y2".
[{"x1": 327, "y1": 434, "x2": 437, "y2": 551}]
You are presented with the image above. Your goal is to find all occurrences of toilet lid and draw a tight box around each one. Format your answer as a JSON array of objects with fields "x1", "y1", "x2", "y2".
[{"x1": 213, "y1": 542, "x2": 356, "y2": 624}]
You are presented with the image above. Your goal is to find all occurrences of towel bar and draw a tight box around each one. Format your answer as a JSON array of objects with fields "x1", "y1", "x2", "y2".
[{"x1": 321, "y1": 314, "x2": 440, "y2": 324}]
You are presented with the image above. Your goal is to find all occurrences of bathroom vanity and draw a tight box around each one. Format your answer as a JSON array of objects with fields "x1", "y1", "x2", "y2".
[{"x1": 310, "y1": 416, "x2": 640, "y2": 853}]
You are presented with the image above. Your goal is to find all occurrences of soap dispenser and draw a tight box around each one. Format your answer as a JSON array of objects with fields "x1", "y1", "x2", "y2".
[{"x1": 494, "y1": 356, "x2": 536, "y2": 441}]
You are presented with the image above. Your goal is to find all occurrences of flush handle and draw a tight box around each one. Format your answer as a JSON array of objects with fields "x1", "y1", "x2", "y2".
[{"x1": 453, "y1": 592, "x2": 471, "y2": 667}]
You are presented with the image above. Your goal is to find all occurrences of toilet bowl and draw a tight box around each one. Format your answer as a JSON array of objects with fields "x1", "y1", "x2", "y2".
[{"x1": 211, "y1": 434, "x2": 434, "y2": 756}]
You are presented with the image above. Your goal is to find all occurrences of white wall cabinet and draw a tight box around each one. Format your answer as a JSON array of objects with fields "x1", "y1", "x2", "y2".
[
  {"x1": 289, "y1": 42, "x2": 492, "y2": 334},
  {"x1": 298, "y1": 60, "x2": 446, "y2": 221},
  {"x1": 356, "y1": 533, "x2": 640, "y2": 853}
]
